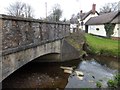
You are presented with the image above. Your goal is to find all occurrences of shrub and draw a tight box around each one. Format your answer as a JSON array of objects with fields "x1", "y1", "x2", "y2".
[
  {"x1": 104, "y1": 23, "x2": 115, "y2": 38},
  {"x1": 114, "y1": 73, "x2": 120, "y2": 87},
  {"x1": 107, "y1": 73, "x2": 120, "y2": 88},
  {"x1": 96, "y1": 81, "x2": 102, "y2": 88},
  {"x1": 107, "y1": 79, "x2": 117, "y2": 88}
]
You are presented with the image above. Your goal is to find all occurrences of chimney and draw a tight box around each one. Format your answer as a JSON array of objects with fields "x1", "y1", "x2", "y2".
[
  {"x1": 80, "y1": 10, "x2": 83, "y2": 14},
  {"x1": 92, "y1": 4, "x2": 96, "y2": 14},
  {"x1": 80, "y1": 10, "x2": 83, "y2": 19}
]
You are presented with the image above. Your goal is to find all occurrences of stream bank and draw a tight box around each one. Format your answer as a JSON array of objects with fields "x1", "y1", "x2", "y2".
[{"x1": 85, "y1": 34, "x2": 120, "y2": 58}]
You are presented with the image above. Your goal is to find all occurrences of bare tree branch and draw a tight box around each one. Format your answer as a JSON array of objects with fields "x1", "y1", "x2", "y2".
[
  {"x1": 6, "y1": 1, "x2": 34, "y2": 18},
  {"x1": 100, "y1": 2, "x2": 118, "y2": 14},
  {"x1": 47, "y1": 4, "x2": 62, "y2": 21}
]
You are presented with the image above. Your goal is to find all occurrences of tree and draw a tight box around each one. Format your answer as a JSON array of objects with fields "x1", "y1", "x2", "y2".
[
  {"x1": 23, "y1": 3, "x2": 34, "y2": 18},
  {"x1": 6, "y1": 1, "x2": 34, "y2": 18},
  {"x1": 100, "y1": 2, "x2": 118, "y2": 14},
  {"x1": 104, "y1": 23, "x2": 115, "y2": 38},
  {"x1": 70, "y1": 14, "x2": 78, "y2": 24},
  {"x1": 47, "y1": 4, "x2": 62, "y2": 21}
]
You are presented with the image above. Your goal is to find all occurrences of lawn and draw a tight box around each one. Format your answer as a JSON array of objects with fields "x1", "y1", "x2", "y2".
[{"x1": 85, "y1": 34, "x2": 120, "y2": 57}]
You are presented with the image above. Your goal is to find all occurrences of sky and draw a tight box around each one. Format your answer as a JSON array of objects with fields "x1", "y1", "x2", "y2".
[{"x1": 0, "y1": 0, "x2": 120, "y2": 20}]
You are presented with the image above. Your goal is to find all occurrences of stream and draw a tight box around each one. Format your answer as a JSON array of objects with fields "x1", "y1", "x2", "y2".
[{"x1": 2, "y1": 55, "x2": 119, "y2": 89}]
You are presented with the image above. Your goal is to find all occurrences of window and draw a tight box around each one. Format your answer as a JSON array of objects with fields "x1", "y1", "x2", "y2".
[
  {"x1": 96, "y1": 28, "x2": 99, "y2": 31},
  {"x1": 81, "y1": 22, "x2": 84, "y2": 26},
  {"x1": 117, "y1": 28, "x2": 119, "y2": 30}
]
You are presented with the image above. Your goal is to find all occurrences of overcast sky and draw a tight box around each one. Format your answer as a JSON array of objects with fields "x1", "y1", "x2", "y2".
[{"x1": 0, "y1": 0, "x2": 120, "y2": 20}]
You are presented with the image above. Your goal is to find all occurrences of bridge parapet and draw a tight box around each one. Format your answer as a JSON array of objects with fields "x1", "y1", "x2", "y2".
[{"x1": 0, "y1": 14, "x2": 70, "y2": 55}]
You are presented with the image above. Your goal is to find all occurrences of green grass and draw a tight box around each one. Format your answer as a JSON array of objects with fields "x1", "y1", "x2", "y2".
[{"x1": 85, "y1": 34, "x2": 120, "y2": 57}]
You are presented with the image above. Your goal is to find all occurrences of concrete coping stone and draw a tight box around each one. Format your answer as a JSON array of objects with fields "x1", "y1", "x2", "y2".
[
  {"x1": 0, "y1": 14, "x2": 70, "y2": 25},
  {"x1": 2, "y1": 37, "x2": 65, "y2": 56}
]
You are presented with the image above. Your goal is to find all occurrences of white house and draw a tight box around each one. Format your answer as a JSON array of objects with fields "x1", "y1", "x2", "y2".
[
  {"x1": 111, "y1": 14, "x2": 120, "y2": 38},
  {"x1": 78, "y1": 4, "x2": 99, "y2": 32},
  {"x1": 85, "y1": 11, "x2": 120, "y2": 38},
  {"x1": 70, "y1": 24, "x2": 78, "y2": 33},
  {"x1": 70, "y1": 16, "x2": 78, "y2": 33}
]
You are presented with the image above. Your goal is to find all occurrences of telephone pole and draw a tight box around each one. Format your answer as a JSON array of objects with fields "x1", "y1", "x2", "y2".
[{"x1": 45, "y1": 2, "x2": 47, "y2": 19}]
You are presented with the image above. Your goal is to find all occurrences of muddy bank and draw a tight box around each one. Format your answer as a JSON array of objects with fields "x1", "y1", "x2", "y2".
[{"x1": 65, "y1": 31, "x2": 86, "y2": 57}]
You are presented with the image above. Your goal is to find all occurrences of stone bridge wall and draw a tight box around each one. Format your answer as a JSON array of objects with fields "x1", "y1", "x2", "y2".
[
  {"x1": 0, "y1": 15, "x2": 83, "y2": 82},
  {"x1": 2, "y1": 40, "x2": 61, "y2": 82},
  {"x1": 0, "y1": 15, "x2": 71, "y2": 82},
  {"x1": 0, "y1": 14, "x2": 70, "y2": 55}
]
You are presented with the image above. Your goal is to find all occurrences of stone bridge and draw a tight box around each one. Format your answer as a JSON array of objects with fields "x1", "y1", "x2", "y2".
[{"x1": 0, "y1": 15, "x2": 81, "y2": 82}]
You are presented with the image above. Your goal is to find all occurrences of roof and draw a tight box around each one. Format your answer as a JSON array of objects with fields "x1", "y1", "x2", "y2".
[
  {"x1": 111, "y1": 13, "x2": 120, "y2": 23},
  {"x1": 80, "y1": 10, "x2": 99, "y2": 21},
  {"x1": 85, "y1": 11, "x2": 119, "y2": 25},
  {"x1": 70, "y1": 17, "x2": 78, "y2": 24}
]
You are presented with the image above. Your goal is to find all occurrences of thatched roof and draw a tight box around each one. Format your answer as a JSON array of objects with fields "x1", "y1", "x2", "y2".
[
  {"x1": 70, "y1": 17, "x2": 78, "y2": 24},
  {"x1": 80, "y1": 10, "x2": 99, "y2": 20},
  {"x1": 85, "y1": 11, "x2": 119, "y2": 25},
  {"x1": 111, "y1": 14, "x2": 120, "y2": 23}
]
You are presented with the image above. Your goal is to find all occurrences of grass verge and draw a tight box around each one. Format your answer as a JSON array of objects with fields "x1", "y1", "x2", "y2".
[{"x1": 85, "y1": 34, "x2": 120, "y2": 57}]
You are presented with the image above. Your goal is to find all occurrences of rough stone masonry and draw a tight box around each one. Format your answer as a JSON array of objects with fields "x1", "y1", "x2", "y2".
[{"x1": 0, "y1": 14, "x2": 83, "y2": 82}]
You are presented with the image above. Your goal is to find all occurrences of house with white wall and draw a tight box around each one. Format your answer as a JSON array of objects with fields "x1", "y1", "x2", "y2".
[
  {"x1": 70, "y1": 15, "x2": 78, "y2": 33},
  {"x1": 78, "y1": 4, "x2": 99, "y2": 32},
  {"x1": 85, "y1": 11, "x2": 120, "y2": 38},
  {"x1": 111, "y1": 14, "x2": 120, "y2": 38}
]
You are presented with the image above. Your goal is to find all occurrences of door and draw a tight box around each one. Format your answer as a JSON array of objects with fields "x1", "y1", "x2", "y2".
[{"x1": 85, "y1": 25, "x2": 88, "y2": 33}]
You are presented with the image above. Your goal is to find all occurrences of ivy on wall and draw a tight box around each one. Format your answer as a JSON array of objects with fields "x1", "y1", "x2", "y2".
[{"x1": 104, "y1": 23, "x2": 115, "y2": 38}]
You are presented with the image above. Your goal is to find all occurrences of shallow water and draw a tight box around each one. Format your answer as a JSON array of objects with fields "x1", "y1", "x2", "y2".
[
  {"x1": 66, "y1": 59, "x2": 117, "y2": 88},
  {"x1": 2, "y1": 55, "x2": 119, "y2": 89}
]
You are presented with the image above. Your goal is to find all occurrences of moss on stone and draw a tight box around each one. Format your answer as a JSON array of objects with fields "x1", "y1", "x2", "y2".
[{"x1": 65, "y1": 31, "x2": 86, "y2": 57}]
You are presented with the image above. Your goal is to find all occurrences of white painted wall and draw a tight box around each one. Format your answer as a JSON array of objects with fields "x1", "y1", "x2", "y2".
[
  {"x1": 79, "y1": 13, "x2": 98, "y2": 30},
  {"x1": 70, "y1": 24, "x2": 77, "y2": 33},
  {"x1": 88, "y1": 25, "x2": 106, "y2": 37},
  {"x1": 112, "y1": 24, "x2": 120, "y2": 37},
  {"x1": 84, "y1": 13, "x2": 98, "y2": 25}
]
